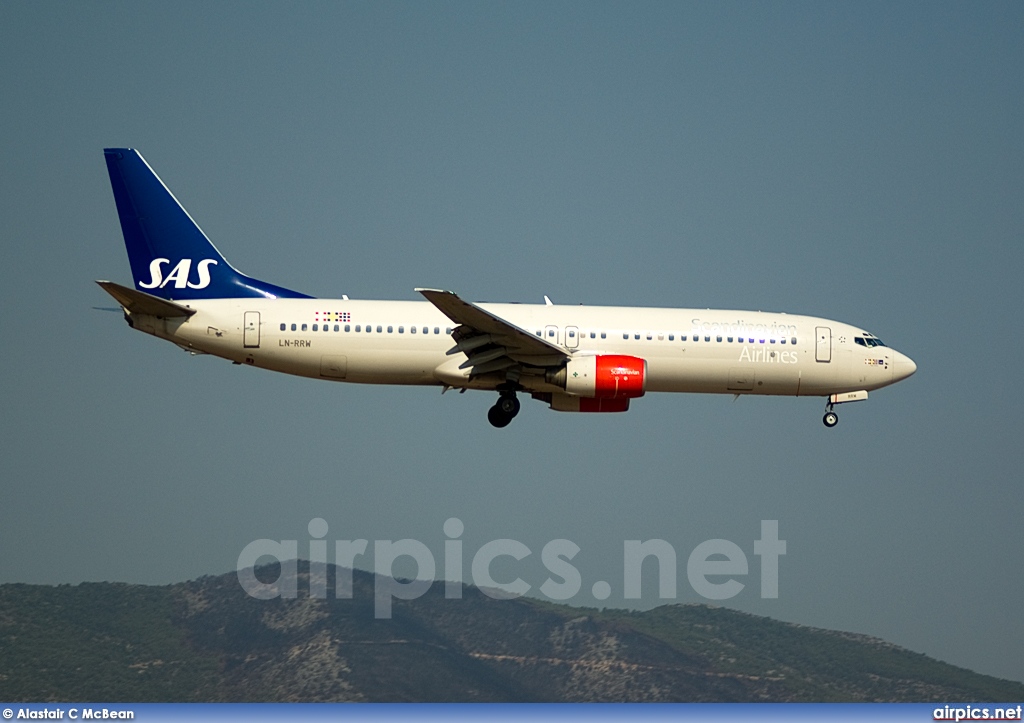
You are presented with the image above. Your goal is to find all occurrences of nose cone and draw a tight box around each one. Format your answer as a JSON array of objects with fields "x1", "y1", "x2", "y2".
[{"x1": 892, "y1": 351, "x2": 917, "y2": 383}]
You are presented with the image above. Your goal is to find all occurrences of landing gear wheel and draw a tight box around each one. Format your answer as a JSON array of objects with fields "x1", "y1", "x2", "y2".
[
  {"x1": 823, "y1": 411, "x2": 839, "y2": 428},
  {"x1": 488, "y1": 405, "x2": 513, "y2": 428},
  {"x1": 497, "y1": 395, "x2": 521, "y2": 417},
  {"x1": 490, "y1": 383, "x2": 521, "y2": 428}
]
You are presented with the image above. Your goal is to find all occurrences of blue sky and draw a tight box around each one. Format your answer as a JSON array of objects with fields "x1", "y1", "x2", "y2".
[{"x1": 1, "y1": 1, "x2": 1022, "y2": 684}]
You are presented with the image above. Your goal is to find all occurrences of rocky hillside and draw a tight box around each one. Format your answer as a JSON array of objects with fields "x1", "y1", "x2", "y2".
[{"x1": 1, "y1": 563, "x2": 1021, "y2": 702}]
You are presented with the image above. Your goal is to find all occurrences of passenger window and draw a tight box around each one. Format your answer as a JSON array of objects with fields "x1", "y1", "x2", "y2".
[
  {"x1": 646, "y1": 333, "x2": 652, "y2": 340},
  {"x1": 291, "y1": 323, "x2": 296, "y2": 331},
  {"x1": 634, "y1": 334, "x2": 640, "y2": 340},
  {"x1": 601, "y1": 332, "x2": 606, "y2": 339},
  {"x1": 769, "y1": 338, "x2": 775, "y2": 344},
  {"x1": 791, "y1": 337, "x2": 797, "y2": 345},
  {"x1": 780, "y1": 337, "x2": 785, "y2": 344},
  {"x1": 423, "y1": 327, "x2": 429, "y2": 334},
  {"x1": 313, "y1": 324, "x2": 318, "y2": 331},
  {"x1": 681, "y1": 335, "x2": 687, "y2": 341},
  {"x1": 590, "y1": 332, "x2": 596, "y2": 339},
  {"x1": 411, "y1": 326, "x2": 417, "y2": 334},
  {"x1": 398, "y1": 326, "x2": 404, "y2": 333},
  {"x1": 345, "y1": 324, "x2": 351, "y2": 332},
  {"x1": 334, "y1": 324, "x2": 339, "y2": 332},
  {"x1": 693, "y1": 336, "x2": 699, "y2": 343},
  {"x1": 355, "y1": 325, "x2": 361, "y2": 332},
  {"x1": 548, "y1": 329, "x2": 555, "y2": 337},
  {"x1": 622, "y1": 333, "x2": 628, "y2": 340},
  {"x1": 705, "y1": 336, "x2": 710, "y2": 342},
  {"x1": 436, "y1": 327, "x2": 442, "y2": 335},
  {"x1": 387, "y1": 326, "x2": 393, "y2": 333},
  {"x1": 279, "y1": 323, "x2": 286, "y2": 331},
  {"x1": 568, "y1": 330, "x2": 576, "y2": 338},
  {"x1": 377, "y1": 325, "x2": 383, "y2": 333},
  {"x1": 727, "y1": 336, "x2": 733, "y2": 342},
  {"x1": 716, "y1": 336, "x2": 722, "y2": 342}
]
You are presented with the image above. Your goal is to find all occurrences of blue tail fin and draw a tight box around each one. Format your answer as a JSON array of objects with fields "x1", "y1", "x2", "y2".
[{"x1": 103, "y1": 148, "x2": 311, "y2": 300}]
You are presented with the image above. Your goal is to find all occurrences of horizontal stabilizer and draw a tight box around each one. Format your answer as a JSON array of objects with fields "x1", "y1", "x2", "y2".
[{"x1": 96, "y1": 281, "x2": 197, "y2": 318}]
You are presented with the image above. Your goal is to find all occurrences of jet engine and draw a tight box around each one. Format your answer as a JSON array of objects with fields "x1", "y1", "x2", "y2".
[{"x1": 541, "y1": 355, "x2": 647, "y2": 412}]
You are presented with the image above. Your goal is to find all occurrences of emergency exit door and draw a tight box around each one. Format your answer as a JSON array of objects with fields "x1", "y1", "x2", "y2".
[{"x1": 244, "y1": 312, "x2": 261, "y2": 348}]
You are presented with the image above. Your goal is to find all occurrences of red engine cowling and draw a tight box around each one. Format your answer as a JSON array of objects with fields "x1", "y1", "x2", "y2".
[
  {"x1": 548, "y1": 355, "x2": 647, "y2": 399},
  {"x1": 592, "y1": 354, "x2": 646, "y2": 398}
]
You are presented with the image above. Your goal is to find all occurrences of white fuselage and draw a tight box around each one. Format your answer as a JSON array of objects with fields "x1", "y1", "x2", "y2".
[{"x1": 129, "y1": 297, "x2": 916, "y2": 399}]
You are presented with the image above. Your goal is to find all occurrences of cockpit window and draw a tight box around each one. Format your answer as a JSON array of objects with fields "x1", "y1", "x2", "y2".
[{"x1": 856, "y1": 336, "x2": 887, "y2": 348}]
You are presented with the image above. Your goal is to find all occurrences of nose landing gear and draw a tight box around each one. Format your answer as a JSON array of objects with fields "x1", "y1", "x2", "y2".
[
  {"x1": 488, "y1": 388, "x2": 521, "y2": 428},
  {"x1": 821, "y1": 390, "x2": 869, "y2": 428},
  {"x1": 823, "y1": 399, "x2": 839, "y2": 428}
]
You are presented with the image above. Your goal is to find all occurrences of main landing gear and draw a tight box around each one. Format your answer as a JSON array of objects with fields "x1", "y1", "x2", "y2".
[{"x1": 487, "y1": 388, "x2": 521, "y2": 428}]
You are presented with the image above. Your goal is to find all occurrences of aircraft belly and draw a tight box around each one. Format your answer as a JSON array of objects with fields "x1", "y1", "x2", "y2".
[
  {"x1": 747, "y1": 362, "x2": 801, "y2": 395},
  {"x1": 186, "y1": 327, "x2": 445, "y2": 384},
  {"x1": 792, "y1": 363, "x2": 838, "y2": 395},
  {"x1": 342, "y1": 348, "x2": 441, "y2": 385}
]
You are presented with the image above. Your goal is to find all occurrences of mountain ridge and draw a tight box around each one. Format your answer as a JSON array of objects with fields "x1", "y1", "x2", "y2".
[{"x1": 1, "y1": 562, "x2": 1020, "y2": 702}]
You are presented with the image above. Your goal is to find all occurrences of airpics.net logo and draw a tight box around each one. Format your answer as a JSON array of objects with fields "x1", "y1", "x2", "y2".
[{"x1": 236, "y1": 519, "x2": 787, "y2": 618}]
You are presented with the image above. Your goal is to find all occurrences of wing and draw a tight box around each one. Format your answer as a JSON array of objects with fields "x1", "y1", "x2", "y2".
[{"x1": 416, "y1": 288, "x2": 569, "y2": 378}]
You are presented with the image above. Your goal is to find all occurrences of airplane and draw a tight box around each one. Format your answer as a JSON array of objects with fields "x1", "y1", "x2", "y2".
[{"x1": 97, "y1": 148, "x2": 916, "y2": 429}]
